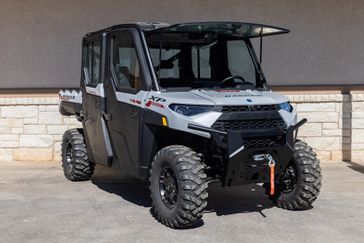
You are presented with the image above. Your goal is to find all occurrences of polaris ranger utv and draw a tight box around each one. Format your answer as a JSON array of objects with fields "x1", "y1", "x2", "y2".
[{"x1": 59, "y1": 22, "x2": 322, "y2": 228}]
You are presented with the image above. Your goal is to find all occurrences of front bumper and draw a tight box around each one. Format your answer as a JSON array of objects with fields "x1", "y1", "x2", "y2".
[{"x1": 188, "y1": 119, "x2": 307, "y2": 187}]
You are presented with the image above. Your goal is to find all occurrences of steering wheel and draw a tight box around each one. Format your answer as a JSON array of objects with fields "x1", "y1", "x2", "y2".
[{"x1": 220, "y1": 75, "x2": 253, "y2": 87}]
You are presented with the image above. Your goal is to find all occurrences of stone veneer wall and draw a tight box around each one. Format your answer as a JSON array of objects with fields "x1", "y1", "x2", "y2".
[
  {"x1": 0, "y1": 97, "x2": 79, "y2": 161},
  {"x1": 288, "y1": 93, "x2": 364, "y2": 162},
  {"x1": 0, "y1": 93, "x2": 363, "y2": 162}
]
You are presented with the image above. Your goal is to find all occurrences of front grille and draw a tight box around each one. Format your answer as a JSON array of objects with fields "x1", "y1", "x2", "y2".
[
  {"x1": 222, "y1": 105, "x2": 277, "y2": 112},
  {"x1": 243, "y1": 137, "x2": 283, "y2": 148},
  {"x1": 212, "y1": 118, "x2": 286, "y2": 131}
]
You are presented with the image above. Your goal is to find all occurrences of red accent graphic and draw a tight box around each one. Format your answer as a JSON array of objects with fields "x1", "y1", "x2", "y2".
[
  {"x1": 145, "y1": 100, "x2": 152, "y2": 107},
  {"x1": 130, "y1": 99, "x2": 141, "y2": 105},
  {"x1": 59, "y1": 94, "x2": 75, "y2": 101},
  {"x1": 146, "y1": 100, "x2": 164, "y2": 108},
  {"x1": 153, "y1": 102, "x2": 165, "y2": 108}
]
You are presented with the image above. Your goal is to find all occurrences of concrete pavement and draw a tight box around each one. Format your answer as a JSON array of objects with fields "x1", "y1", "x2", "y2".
[{"x1": 0, "y1": 161, "x2": 363, "y2": 243}]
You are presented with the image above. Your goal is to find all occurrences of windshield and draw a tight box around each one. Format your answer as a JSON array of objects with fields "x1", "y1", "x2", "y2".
[{"x1": 145, "y1": 32, "x2": 266, "y2": 91}]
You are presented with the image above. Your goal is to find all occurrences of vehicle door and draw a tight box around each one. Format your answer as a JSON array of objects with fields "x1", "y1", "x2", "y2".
[
  {"x1": 81, "y1": 35, "x2": 113, "y2": 166},
  {"x1": 104, "y1": 29, "x2": 150, "y2": 176}
]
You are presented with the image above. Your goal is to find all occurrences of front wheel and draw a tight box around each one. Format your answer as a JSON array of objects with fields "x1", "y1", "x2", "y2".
[
  {"x1": 149, "y1": 145, "x2": 208, "y2": 229},
  {"x1": 267, "y1": 140, "x2": 322, "y2": 210}
]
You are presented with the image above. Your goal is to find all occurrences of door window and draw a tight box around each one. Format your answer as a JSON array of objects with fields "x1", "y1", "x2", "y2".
[
  {"x1": 84, "y1": 39, "x2": 102, "y2": 86},
  {"x1": 111, "y1": 31, "x2": 141, "y2": 90}
]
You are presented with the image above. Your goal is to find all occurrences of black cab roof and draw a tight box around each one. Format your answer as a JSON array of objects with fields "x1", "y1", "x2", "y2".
[
  {"x1": 148, "y1": 22, "x2": 289, "y2": 38},
  {"x1": 85, "y1": 22, "x2": 289, "y2": 38}
]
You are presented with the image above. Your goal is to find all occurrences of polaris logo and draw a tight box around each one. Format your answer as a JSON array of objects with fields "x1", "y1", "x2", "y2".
[
  {"x1": 224, "y1": 95, "x2": 262, "y2": 98},
  {"x1": 233, "y1": 112, "x2": 274, "y2": 120},
  {"x1": 248, "y1": 105, "x2": 260, "y2": 111}
]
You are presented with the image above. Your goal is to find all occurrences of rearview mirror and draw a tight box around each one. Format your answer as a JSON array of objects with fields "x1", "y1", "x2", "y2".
[{"x1": 156, "y1": 60, "x2": 174, "y2": 70}]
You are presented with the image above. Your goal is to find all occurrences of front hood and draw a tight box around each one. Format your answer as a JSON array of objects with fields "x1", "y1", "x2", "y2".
[
  {"x1": 189, "y1": 89, "x2": 289, "y2": 106},
  {"x1": 159, "y1": 89, "x2": 289, "y2": 106},
  {"x1": 158, "y1": 91, "x2": 215, "y2": 105}
]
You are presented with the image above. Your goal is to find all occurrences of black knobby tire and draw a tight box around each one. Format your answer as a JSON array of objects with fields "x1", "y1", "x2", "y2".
[
  {"x1": 149, "y1": 145, "x2": 208, "y2": 229},
  {"x1": 272, "y1": 140, "x2": 322, "y2": 210},
  {"x1": 61, "y1": 129, "x2": 94, "y2": 181}
]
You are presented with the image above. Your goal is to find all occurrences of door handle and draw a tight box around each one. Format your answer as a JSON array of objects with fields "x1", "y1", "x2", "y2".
[
  {"x1": 131, "y1": 109, "x2": 139, "y2": 119},
  {"x1": 102, "y1": 111, "x2": 111, "y2": 121}
]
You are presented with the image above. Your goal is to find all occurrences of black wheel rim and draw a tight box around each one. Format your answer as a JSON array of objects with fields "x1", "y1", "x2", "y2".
[
  {"x1": 65, "y1": 142, "x2": 73, "y2": 171},
  {"x1": 279, "y1": 161, "x2": 298, "y2": 193},
  {"x1": 159, "y1": 166, "x2": 178, "y2": 209}
]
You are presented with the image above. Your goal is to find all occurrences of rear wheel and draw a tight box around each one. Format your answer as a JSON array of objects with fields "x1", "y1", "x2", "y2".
[
  {"x1": 149, "y1": 145, "x2": 208, "y2": 229},
  {"x1": 267, "y1": 140, "x2": 322, "y2": 210},
  {"x1": 61, "y1": 129, "x2": 94, "y2": 181}
]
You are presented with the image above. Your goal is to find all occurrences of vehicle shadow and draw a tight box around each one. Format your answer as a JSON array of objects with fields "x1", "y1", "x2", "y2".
[
  {"x1": 344, "y1": 161, "x2": 364, "y2": 174},
  {"x1": 91, "y1": 165, "x2": 151, "y2": 207},
  {"x1": 91, "y1": 165, "x2": 273, "y2": 218},
  {"x1": 205, "y1": 183, "x2": 273, "y2": 217}
]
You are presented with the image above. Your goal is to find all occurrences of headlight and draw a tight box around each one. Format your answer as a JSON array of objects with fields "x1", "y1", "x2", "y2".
[
  {"x1": 279, "y1": 102, "x2": 293, "y2": 112},
  {"x1": 169, "y1": 104, "x2": 213, "y2": 116}
]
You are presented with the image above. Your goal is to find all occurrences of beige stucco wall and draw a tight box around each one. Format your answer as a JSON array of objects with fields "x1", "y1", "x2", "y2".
[
  {"x1": 0, "y1": 0, "x2": 364, "y2": 89},
  {"x1": 0, "y1": 93, "x2": 363, "y2": 162}
]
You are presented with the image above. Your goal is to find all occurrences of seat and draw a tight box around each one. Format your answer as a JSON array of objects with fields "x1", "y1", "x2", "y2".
[{"x1": 115, "y1": 64, "x2": 132, "y2": 88}]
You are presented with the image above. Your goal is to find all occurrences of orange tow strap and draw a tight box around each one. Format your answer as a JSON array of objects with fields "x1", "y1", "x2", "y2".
[
  {"x1": 269, "y1": 163, "x2": 275, "y2": 196},
  {"x1": 266, "y1": 154, "x2": 276, "y2": 196}
]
